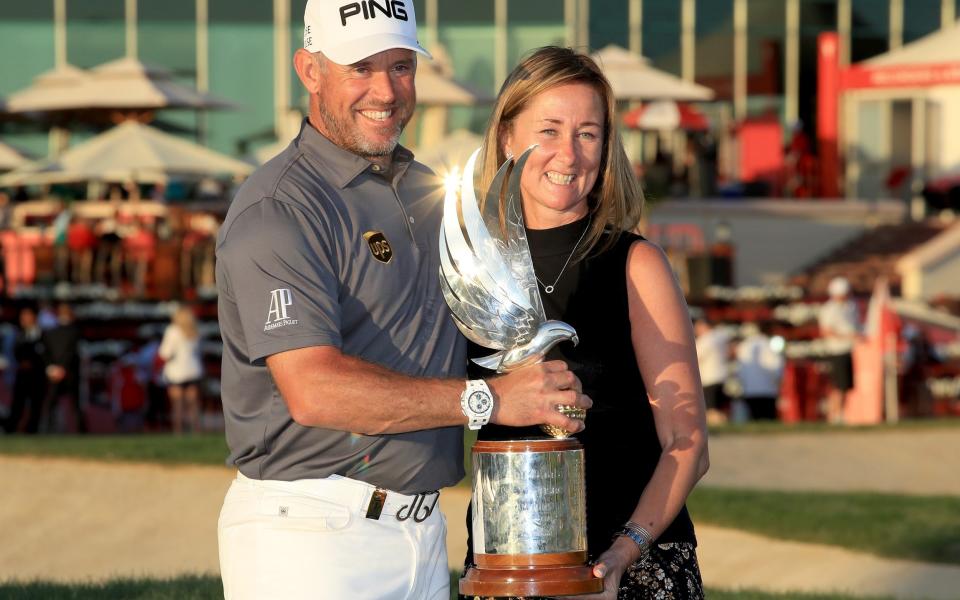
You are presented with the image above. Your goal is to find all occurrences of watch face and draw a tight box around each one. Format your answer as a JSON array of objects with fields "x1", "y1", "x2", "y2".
[{"x1": 467, "y1": 390, "x2": 491, "y2": 413}]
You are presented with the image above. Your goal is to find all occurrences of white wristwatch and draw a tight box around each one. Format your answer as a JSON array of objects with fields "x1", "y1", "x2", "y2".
[{"x1": 460, "y1": 379, "x2": 494, "y2": 430}]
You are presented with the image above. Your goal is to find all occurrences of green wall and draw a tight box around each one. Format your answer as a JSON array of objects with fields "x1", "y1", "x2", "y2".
[{"x1": 0, "y1": 0, "x2": 950, "y2": 164}]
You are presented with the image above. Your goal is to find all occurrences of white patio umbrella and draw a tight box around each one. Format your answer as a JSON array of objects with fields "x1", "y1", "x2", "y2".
[
  {"x1": 5, "y1": 58, "x2": 233, "y2": 114},
  {"x1": 590, "y1": 45, "x2": 715, "y2": 102},
  {"x1": 84, "y1": 57, "x2": 235, "y2": 111},
  {"x1": 622, "y1": 101, "x2": 710, "y2": 131},
  {"x1": 0, "y1": 120, "x2": 252, "y2": 186},
  {"x1": 4, "y1": 64, "x2": 93, "y2": 113},
  {"x1": 0, "y1": 140, "x2": 31, "y2": 171}
]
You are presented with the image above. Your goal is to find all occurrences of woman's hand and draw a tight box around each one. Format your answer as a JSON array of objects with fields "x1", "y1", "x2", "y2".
[{"x1": 564, "y1": 536, "x2": 642, "y2": 600}]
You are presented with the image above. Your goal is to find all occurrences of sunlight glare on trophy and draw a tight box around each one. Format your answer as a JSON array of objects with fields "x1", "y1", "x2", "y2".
[{"x1": 442, "y1": 167, "x2": 461, "y2": 196}]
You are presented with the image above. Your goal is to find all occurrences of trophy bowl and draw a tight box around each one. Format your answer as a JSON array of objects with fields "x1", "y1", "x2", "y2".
[{"x1": 459, "y1": 438, "x2": 603, "y2": 598}]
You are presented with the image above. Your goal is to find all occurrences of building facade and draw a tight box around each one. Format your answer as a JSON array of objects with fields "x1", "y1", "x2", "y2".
[{"x1": 1, "y1": 0, "x2": 957, "y2": 174}]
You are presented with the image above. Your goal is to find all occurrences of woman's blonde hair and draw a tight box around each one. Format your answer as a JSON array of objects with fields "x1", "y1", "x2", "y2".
[
  {"x1": 479, "y1": 46, "x2": 644, "y2": 260},
  {"x1": 172, "y1": 305, "x2": 198, "y2": 340}
]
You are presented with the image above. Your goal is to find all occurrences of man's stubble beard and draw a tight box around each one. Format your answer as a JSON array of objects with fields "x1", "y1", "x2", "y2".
[{"x1": 316, "y1": 97, "x2": 412, "y2": 158}]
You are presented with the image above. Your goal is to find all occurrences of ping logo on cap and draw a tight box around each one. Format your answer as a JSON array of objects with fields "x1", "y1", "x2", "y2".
[{"x1": 339, "y1": 0, "x2": 409, "y2": 27}]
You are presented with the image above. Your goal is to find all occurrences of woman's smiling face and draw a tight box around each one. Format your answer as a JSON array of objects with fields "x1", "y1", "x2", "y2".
[{"x1": 502, "y1": 82, "x2": 605, "y2": 229}]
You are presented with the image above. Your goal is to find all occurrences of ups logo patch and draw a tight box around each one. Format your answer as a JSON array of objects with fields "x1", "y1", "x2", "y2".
[{"x1": 363, "y1": 231, "x2": 393, "y2": 264}]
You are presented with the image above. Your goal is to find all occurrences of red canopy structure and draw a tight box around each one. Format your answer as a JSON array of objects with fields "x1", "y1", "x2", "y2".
[{"x1": 622, "y1": 101, "x2": 709, "y2": 131}]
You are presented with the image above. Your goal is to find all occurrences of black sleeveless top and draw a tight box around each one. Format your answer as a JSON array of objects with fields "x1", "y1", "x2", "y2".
[{"x1": 473, "y1": 217, "x2": 697, "y2": 559}]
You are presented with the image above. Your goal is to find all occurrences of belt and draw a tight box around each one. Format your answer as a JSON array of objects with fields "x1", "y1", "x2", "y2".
[
  {"x1": 364, "y1": 486, "x2": 440, "y2": 523},
  {"x1": 236, "y1": 472, "x2": 440, "y2": 524}
]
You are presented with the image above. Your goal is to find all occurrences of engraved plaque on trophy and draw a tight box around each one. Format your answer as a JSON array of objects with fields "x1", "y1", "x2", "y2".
[{"x1": 439, "y1": 147, "x2": 602, "y2": 597}]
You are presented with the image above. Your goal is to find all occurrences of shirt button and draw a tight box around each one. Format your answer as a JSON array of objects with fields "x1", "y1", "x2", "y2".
[{"x1": 409, "y1": 217, "x2": 415, "y2": 223}]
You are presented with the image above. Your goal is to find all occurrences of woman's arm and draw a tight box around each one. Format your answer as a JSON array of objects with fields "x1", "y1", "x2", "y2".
[
  {"x1": 158, "y1": 326, "x2": 176, "y2": 361},
  {"x1": 625, "y1": 240, "x2": 710, "y2": 539},
  {"x1": 571, "y1": 240, "x2": 709, "y2": 599}
]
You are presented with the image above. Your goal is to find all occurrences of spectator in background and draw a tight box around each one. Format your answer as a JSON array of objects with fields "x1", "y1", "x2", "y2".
[
  {"x1": 735, "y1": 322, "x2": 785, "y2": 420},
  {"x1": 150, "y1": 182, "x2": 167, "y2": 204},
  {"x1": 197, "y1": 177, "x2": 223, "y2": 201},
  {"x1": 0, "y1": 191, "x2": 12, "y2": 291},
  {"x1": 6, "y1": 306, "x2": 45, "y2": 433},
  {"x1": 695, "y1": 316, "x2": 731, "y2": 424},
  {"x1": 36, "y1": 301, "x2": 58, "y2": 330},
  {"x1": 50, "y1": 202, "x2": 72, "y2": 283},
  {"x1": 159, "y1": 305, "x2": 203, "y2": 433},
  {"x1": 818, "y1": 276, "x2": 860, "y2": 424},
  {"x1": 94, "y1": 199, "x2": 124, "y2": 287},
  {"x1": 40, "y1": 302, "x2": 83, "y2": 433},
  {"x1": 131, "y1": 334, "x2": 167, "y2": 430},
  {"x1": 0, "y1": 191, "x2": 11, "y2": 229},
  {"x1": 181, "y1": 213, "x2": 218, "y2": 293},
  {"x1": 122, "y1": 222, "x2": 157, "y2": 297},
  {"x1": 900, "y1": 324, "x2": 938, "y2": 417},
  {"x1": 66, "y1": 217, "x2": 97, "y2": 284},
  {"x1": 644, "y1": 150, "x2": 672, "y2": 201}
]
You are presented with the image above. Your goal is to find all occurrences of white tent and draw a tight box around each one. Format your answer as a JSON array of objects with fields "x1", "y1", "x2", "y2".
[
  {"x1": 4, "y1": 65, "x2": 92, "y2": 113},
  {"x1": 590, "y1": 45, "x2": 715, "y2": 102},
  {"x1": 865, "y1": 20, "x2": 960, "y2": 66},
  {"x1": 5, "y1": 58, "x2": 233, "y2": 114},
  {"x1": 0, "y1": 120, "x2": 251, "y2": 186},
  {"x1": 0, "y1": 140, "x2": 31, "y2": 171},
  {"x1": 84, "y1": 57, "x2": 234, "y2": 110},
  {"x1": 842, "y1": 21, "x2": 960, "y2": 201}
]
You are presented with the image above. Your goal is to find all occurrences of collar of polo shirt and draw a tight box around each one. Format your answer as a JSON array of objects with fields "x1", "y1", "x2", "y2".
[{"x1": 296, "y1": 119, "x2": 415, "y2": 189}]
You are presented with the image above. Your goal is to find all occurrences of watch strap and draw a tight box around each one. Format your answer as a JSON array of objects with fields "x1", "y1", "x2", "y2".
[{"x1": 461, "y1": 379, "x2": 493, "y2": 430}]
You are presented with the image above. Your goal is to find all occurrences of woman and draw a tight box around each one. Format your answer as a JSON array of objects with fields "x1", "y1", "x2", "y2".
[
  {"x1": 462, "y1": 47, "x2": 710, "y2": 600},
  {"x1": 159, "y1": 305, "x2": 203, "y2": 433}
]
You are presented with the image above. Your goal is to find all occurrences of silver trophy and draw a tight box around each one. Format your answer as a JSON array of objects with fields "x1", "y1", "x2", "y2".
[
  {"x1": 439, "y1": 146, "x2": 584, "y2": 435},
  {"x1": 441, "y1": 147, "x2": 602, "y2": 597}
]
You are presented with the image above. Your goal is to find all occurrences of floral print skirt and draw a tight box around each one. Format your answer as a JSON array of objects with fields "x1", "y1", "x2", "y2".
[
  {"x1": 459, "y1": 542, "x2": 704, "y2": 600},
  {"x1": 617, "y1": 542, "x2": 704, "y2": 600}
]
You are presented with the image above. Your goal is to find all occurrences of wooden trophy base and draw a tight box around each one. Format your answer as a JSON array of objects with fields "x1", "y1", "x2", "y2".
[{"x1": 459, "y1": 563, "x2": 602, "y2": 598}]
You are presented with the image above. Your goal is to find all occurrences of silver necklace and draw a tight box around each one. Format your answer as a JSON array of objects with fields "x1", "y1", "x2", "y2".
[{"x1": 535, "y1": 219, "x2": 590, "y2": 294}]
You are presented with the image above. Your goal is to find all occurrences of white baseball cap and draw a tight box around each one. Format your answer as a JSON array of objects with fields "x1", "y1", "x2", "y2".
[{"x1": 303, "y1": 0, "x2": 431, "y2": 66}]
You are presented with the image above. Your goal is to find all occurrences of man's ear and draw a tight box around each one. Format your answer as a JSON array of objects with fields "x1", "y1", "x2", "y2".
[{"x1": 294, "y1": 49, "x2": 323, "y2": 94}]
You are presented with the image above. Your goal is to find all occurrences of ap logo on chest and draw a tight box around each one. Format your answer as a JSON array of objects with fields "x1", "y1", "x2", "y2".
[{"x1": 363, "y1": 231, "x2": 393, "y2": 264}]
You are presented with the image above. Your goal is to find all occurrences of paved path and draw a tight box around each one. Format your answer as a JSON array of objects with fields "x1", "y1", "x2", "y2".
[
  {"x1": 698, "y1": 526, "x2": 960, "y2": 600},
  {"x1": 701, "y1": 428, "x2": 960, "y2": 496},
  {"x1": 3, "y1": 427, "x2": 960, "y2": 599}
]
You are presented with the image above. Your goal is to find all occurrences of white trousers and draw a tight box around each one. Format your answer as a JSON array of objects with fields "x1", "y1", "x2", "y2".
[{"x1": 218, "y1": 473, "x2": 449, "y2": 600}]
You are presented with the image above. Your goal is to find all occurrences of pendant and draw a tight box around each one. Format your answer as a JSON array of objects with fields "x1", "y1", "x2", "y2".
[{"x1": 543, "y1": 285, "x2": 555, "y2": 294}]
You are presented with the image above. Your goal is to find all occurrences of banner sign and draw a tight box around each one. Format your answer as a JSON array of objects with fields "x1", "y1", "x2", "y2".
[{"x1": 841, "y1": 61, "x2": 960, "y2": 90}]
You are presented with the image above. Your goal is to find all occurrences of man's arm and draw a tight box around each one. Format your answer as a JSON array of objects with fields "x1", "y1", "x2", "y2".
[{"x1": 267, "y1": 345, "x2": 590, "y2": 435}]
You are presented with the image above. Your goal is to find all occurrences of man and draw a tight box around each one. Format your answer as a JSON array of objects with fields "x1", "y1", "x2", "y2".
[
  {"x1": 5, "y1": 306, "x2": 45, "y2": 433},
  {"x1": 39, "y1": 302, "x2": 82, "y2": 433},
  {"x1": 694, "y1": 316, "x2": 730, "y2": 424},
  {"x1": 818, "y1": 276, "x2": 859, "y2": 423},
  {"x1": 735, "y1": 321, "x2": 784, "y2": 420},
  {"x1": 215, "y1": 1, "x2": 589, "y2": 599}
]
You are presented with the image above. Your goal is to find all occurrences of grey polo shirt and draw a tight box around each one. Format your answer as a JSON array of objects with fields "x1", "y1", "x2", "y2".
[{"x1": 216, "y1": 120, "x2": 467, "y2": 493}]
